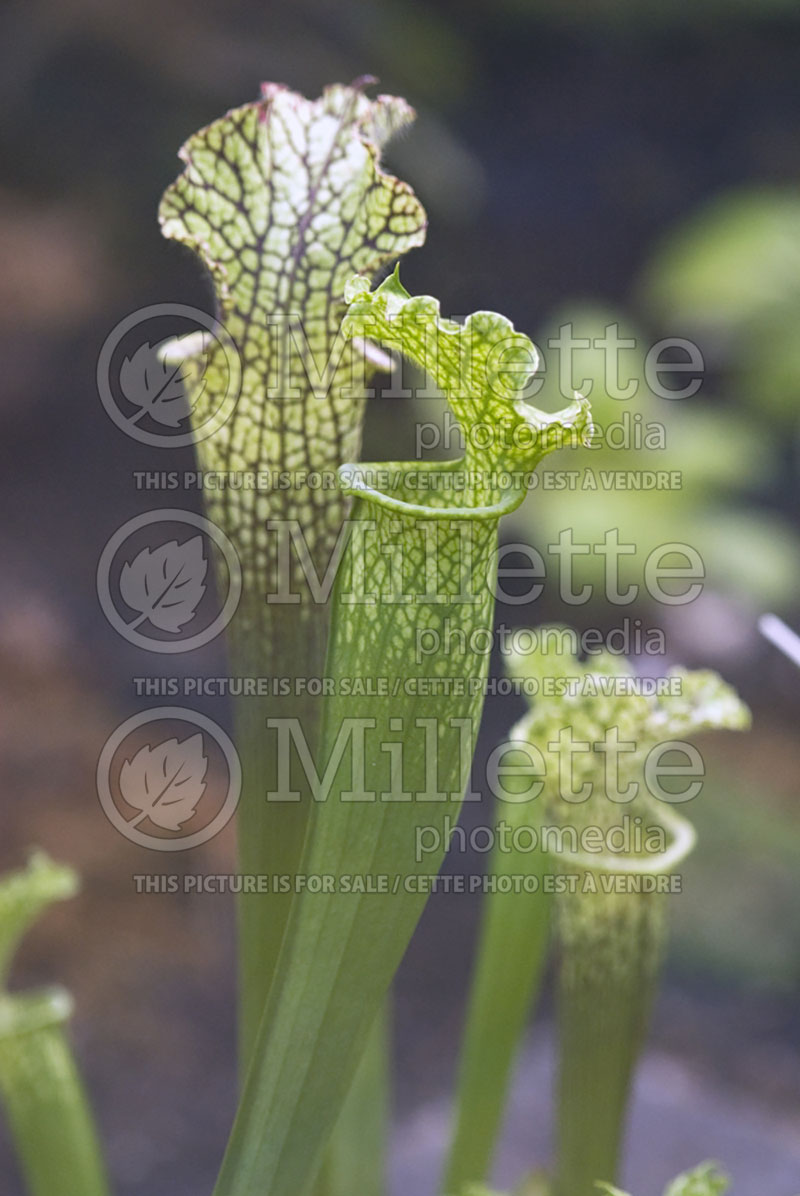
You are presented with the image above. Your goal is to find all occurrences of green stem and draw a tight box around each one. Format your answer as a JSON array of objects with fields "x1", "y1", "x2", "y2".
[
  {"x1": 213, "y1": 495, "x2": 500, "y2": 1196},
  {"x1": 0, "y1": 987, "x2": 110, "y2": 1196},
  {"x1": 443, "y1": 793, "x2": 551, "y2": 1194},
  {"x1": 554, "y1": 891, "x2": 664, "y2": 1196},
  {"x1": 210, "y1": 277, "x2": 589, "y2": 1196},
  {"x1": 231, "y1": 604, "x2": 329, "y2": 1069},
  {"x1": 311, "y1": 1006, "x2": 389, "y2": 1196},
  {"x1": 501, "y1": 644, "x2": 749, "y2": 1196}
]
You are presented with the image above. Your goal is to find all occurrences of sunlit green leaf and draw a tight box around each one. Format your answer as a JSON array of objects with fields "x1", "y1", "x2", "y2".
[
  {"x1": 596, "y1": 1161, "x2": 730, "y2": 1196},
  {"x1": 662, "y1": 1162, "x2": 729, "y2": 1196},
  {"x1": 213, "y1": 277, "x2": 590, "y2": 1196},
  {"x1": 160, "y1": 80, "x2": 428, "y2": 1063},
  {"x1": 0, "y1": 854, "x2": 109, "y2": 1196},
  {"x1": 507, "y1": 637, "x2": 748, "y2": 1196}
]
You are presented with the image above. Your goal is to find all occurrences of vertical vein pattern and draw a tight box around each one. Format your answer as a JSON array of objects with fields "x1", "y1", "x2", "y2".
[
  {"x1": 506, "y1": 644, "x2": 750, "y2": 1195},
  {"x1": 159, "y1": 82, "x2": 427, "y2": 621},
  {"x1": 212, "y1": 278, "x2": 592, "y2": 1196},
  {"x1": 158, "y1": 82, "x2": 427, "y2": 1067}
]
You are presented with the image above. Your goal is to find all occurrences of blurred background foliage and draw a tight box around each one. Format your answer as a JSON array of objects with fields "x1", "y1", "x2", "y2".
[{"x1": 2, "y1": 0, "x2": 800, "y2": 1191}]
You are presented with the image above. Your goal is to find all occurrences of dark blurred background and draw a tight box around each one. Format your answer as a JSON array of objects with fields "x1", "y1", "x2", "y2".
[{"x1": 2, "y1": 1, "x2": 800, "y2": 1192}]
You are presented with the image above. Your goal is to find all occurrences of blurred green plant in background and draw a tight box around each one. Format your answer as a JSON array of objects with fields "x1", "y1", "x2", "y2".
[{"x1": 513, "y1": 298, "x2": 799, "y2": 610}]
